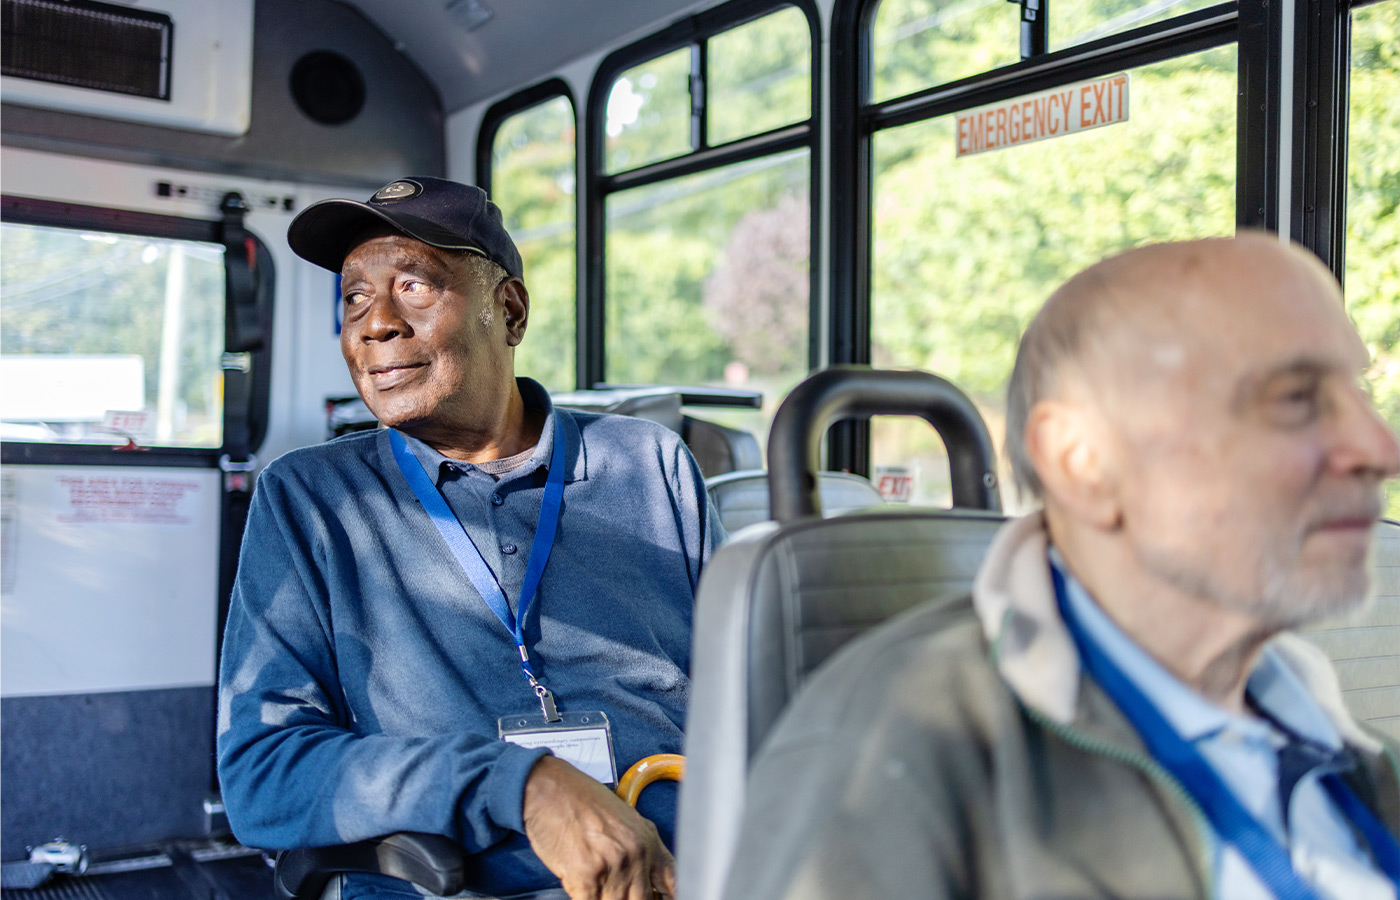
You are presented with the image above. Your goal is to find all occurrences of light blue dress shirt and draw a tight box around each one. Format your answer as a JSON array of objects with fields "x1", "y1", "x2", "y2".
[{"x1": 1053, "y1": 553, "x2": 1396, "y2": 900}]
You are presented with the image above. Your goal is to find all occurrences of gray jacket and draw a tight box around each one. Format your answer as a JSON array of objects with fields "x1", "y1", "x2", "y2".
[{"x1": 722, "y1": 514, "x2": 1400, "y2": 900}]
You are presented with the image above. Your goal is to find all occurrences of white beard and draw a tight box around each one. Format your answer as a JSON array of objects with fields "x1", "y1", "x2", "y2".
[{"x1": 1138, "y1": 535, "x2": 1376, "y2": 631}]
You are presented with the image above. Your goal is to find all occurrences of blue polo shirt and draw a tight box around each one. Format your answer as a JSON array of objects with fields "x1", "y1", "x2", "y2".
[{"x1": 217, "y1": 379, "x2": 724, "y2": 898}]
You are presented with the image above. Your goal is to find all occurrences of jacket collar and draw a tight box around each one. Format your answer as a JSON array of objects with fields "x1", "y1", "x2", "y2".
[{"x1": 971, "y1": 512, "x2": 1382, "y2": 755}]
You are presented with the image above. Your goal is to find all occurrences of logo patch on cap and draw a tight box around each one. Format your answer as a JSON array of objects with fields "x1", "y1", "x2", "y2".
[{"x1": 372, "y1": 180, "x2": 421, "y2": 202}]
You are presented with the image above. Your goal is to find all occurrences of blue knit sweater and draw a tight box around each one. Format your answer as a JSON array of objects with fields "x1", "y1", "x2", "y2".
[{"x1": 217, "y1": 380, "x2": 723, "y2": 897}]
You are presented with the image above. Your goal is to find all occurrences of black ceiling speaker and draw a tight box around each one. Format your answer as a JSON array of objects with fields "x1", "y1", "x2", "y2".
[{"x1": 290, "y1": 50, "x2": 366, "y2": 125}]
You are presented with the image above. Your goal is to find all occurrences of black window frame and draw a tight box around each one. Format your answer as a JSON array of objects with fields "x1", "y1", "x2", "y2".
[
  {"x1": 0, "y1": 195, "x2": 273, "y2": 469},
  {"x1": 1291, "y1": 0, "x2": 1391, "y2": 285},
  {"x1": 583, "y1": 0, "x2": 823, "y2": 392},
  {"x1": 829, "y1": 0, "x2": 1281, "y2": 474},
  {"x1": 476, "y1": 78, "x2": 582, "y2": 389},
  {"x1": 476, "y1": 77, "x2": 578, "y2": 196}
]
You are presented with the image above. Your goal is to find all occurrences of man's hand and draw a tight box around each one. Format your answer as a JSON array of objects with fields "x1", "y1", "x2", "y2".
[{"x1": 522, "y1": 755, "x2": 676, "y2": 900}]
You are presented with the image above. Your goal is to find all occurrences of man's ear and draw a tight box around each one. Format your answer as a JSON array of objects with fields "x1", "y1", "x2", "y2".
[
  {"x1": 498, "y1": 278, "x2": 530, "y2": 347},
  {"x1": 1025, "y1": 399, "x2": 1122, "y2": 530}
]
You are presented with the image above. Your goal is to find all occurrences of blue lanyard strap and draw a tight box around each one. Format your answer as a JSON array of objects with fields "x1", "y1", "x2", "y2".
[
  {"x1": 1050, "y1": 565, "x2": 1400, "y2": 899},
  {"x1": 389, "y1": 414, "x2": 567, "y2": 719}
]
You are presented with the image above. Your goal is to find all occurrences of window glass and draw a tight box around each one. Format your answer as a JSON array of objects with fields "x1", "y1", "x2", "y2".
[
  {"x1": 871, "y1": 0, "x2": 1020, "y2": 103},
  {"x1": 869, "y1": 45, "x2": 1236, "y2": 510},
  {"x1": 605, "y1": 48, "x2": 692, "y2": 174},
  {"x1": 1050, "y1": 0, "x2": 1221, "y2": 52},
  {"x1": 1345, "y1": 0, "x2": 1400, "y2": 517},
  {"x1": 604, "y1": 150, "x2": 810, "y2": 443},
  {"x1": 708, "y1": 6, "x2": 811, "y2": 145},
  {"x1": 0, "y1": 223, "x2": 225, "y2": 447},
  {"x1": 492, "y1": 94, "x2": 577, "y2": 392}
]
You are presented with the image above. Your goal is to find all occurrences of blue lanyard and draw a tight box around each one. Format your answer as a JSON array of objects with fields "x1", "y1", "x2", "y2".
[
  {"x1": 1051, "y1": 566, "x2": 1400, "y2": 899},
  {"x1": 389, "y1": 415, "x2": 567, "y2": 721}
]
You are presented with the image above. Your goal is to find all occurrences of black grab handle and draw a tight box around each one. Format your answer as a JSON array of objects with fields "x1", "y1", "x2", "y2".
[{"x1": 767, "y1": 367, "x2": 1001, "y2": 522}]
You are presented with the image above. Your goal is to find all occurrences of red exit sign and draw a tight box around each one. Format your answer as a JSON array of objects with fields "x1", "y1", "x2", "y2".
[{"x1": 956, "y1": 73, "x2": 1130, "y2": 158}]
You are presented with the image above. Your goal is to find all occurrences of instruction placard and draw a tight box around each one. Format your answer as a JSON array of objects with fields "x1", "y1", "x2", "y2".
[{"x1": 54, "y1": 474, "x2": 204, "y2": 526}]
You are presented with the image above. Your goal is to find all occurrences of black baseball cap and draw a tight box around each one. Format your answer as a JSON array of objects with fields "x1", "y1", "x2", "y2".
[{"x1": 287, "y1": 176, "x2": 524, "y2": 279}]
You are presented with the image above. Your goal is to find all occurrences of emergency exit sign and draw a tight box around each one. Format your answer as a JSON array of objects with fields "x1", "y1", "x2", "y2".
[{"x1": 956, "y1": 73, "x2": 1130, "y2": 158}]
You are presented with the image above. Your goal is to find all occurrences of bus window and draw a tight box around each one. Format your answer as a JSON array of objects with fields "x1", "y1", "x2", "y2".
[
  {"x1": 869, "y1": 42, "x2": 1237, "y2": 509},
  {"x1": 1345, "y1": 0, "x2": 1400, "y2": 517},
  {"x1": 594, "y1": 1, "x2": 819, "y2": 445},
  {"x1": 604, "y1": 151, "x2": 810, "y2": 409},
  {"x1": 707, "y1": 6, "x2": 812, "y2": 145},
  {"x1": 605, "y1": 48, "x2": 692, "y2": 174},
  {"x1": 488, "y1": 91, "x2": 578, "y2": 392},
  {"x1": 0, "y1": 223, "x2": 226, "y2": 448},
  {"x1": 1050, "y1": 0, "x2": 1223, "y2": 53},
  {"x1": 871, "y1": 0, "x2": 1021, "y2": 103}
]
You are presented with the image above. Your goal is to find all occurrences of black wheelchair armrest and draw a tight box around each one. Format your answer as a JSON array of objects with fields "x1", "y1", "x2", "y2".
[{"x1": 273, "y1": 832, "x2": 467, "y2": 899}]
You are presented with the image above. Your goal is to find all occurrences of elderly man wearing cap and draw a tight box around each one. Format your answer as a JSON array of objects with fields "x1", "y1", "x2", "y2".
[{"x1": 216, "y1": 177, "x2": 723, "y2": 900}]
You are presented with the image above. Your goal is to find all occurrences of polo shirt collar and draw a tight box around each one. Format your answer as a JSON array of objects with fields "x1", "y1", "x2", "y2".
[{"x1": 387, "y1": 377, "x2": 588, "y2": 487}]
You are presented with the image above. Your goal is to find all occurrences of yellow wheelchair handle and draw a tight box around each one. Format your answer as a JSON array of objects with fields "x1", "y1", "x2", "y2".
[{"x1": 615, "y1": 753, "x2": 685, "y2": 808}]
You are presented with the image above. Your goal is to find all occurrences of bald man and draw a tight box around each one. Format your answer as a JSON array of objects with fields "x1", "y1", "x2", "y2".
[{"x1": 721, "y1": 235, "x2": 1400, "y2": 900}]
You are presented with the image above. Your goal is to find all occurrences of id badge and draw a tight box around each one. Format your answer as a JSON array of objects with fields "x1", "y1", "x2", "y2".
[{"x1": 499, "y1": 710, "x2": 618, "y2": 786}]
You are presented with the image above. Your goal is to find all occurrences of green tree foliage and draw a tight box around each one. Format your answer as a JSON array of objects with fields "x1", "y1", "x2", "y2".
[
  {"x1": 707, "y1": 6, "x2": 811, "y2": 145},
  {"x1": 869, "y1": 0, "x2": 1399, "y2": 514},
  {"x1": 872, "y1": 0, "x2": 1021, "y2": 102},
  {"x1": 1345, "y1": 3, "x2": 1400, "y2": 515},
  {"x1": 704, "y1": 193, "x2": 810, "y2": 378},
  {"x1": 1, "y1": 225, "x2": 225, "y2": 446},
  {"x1": 600, "y1": 6, "x2": 815, "y2": 428},
  {"x1": 491, "y1": 95, "x2": 578, "y2": 391},
  {"x1": 497, "y1": 0, "x2": 1398, "y2": 513},
  {"x1": 871, "y1": 43, "x2": 1237, "y2": 506},
  {"x1": 873, "y1": 46, "x2": 1236, "y2": 402},
  {"x1": 606, "y1": 154, "x2": 809, "y2": 388},
  {"x1": 606, "y1": 49, "x2": 692, "y2": 174}
]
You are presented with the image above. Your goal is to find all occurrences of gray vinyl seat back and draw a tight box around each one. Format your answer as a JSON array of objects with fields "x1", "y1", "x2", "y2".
[
  {"x1": 553, "y1": 387, "x2": 763, "y2": 478},
  {"x1": 676, "y1": 367, "x2": 1006, "y2": 900},
  {"x1": 1297, "y1": 518, "x2": 1400, "y2": 744},
  {"x1": 678, "y1": 513, "x2": 1400, "y2": 900},
  {"x1": 683, "y1": 417, "x2": 763, "y2": 478},
  {"x1": 705, "y1": 469, "x2": 886, "y2": 534},
  {"x1": 677, "y1": 508, "x2": 1004, "y2": 900}
]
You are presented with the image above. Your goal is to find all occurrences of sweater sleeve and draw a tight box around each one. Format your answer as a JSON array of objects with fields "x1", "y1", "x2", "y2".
[{"x1": 215, "y1": 468, "x2": 549, "y2": 852}]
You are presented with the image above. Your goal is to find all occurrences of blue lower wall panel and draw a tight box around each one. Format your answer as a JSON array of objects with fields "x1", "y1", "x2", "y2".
[{"x1": 1, "y1": 686, "x2": 215, "y2": 860}]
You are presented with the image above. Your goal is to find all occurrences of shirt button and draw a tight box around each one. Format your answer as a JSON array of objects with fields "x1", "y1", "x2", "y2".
[
  {"x1": 491, "y1": 493, "x2": 504, "y2": 506},
  {"x1": 501, "y1": 543, "x2": 517, "y2": 555}
]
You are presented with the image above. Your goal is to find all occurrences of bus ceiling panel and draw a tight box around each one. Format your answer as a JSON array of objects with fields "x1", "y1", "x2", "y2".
[
  {"x1": 339, "y1": 0, "x2": 711, "y2": 114},
  {"x1": 2, "y1": 0, "x2": 443, "y2": 188}
]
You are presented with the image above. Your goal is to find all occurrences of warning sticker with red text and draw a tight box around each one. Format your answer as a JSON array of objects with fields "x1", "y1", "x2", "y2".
[
  {"x1": 956, "y1": 73, "x2": 1129, "y2": 158},
  {"x1": 54, "y1": 474, "x2": 204, "y2": 526}
]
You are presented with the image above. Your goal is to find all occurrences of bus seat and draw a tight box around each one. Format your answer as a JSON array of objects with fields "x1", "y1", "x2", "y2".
[
  {"x1": 676, "y1": 367, "x2": 1003, "y2": 900},
  {"x1": 554, "y1": 388, "x2": 761, "y2": 478},
  {"x1": 555, "y1": 388, "x2": 685, "y2": 434},
  {"x1": 1296, "y1": 518, "x2": 1400, "y2": 744},
  {"x1": 705, "y1": 469, "x2": 885, "y2": 533},
  {"x1": 683, "y1": 416, "x2": 762, "y2": 478}
]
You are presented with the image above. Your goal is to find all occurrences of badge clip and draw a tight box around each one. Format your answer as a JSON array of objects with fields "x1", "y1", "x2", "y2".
[{"x1": 535, "y1": 682, "x2": 561, "y2": 723}]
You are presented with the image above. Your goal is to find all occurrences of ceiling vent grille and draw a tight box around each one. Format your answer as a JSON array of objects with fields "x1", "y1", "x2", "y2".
[{"x1": 1, "y1": 0, "x2": 173, "y2": 100}]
